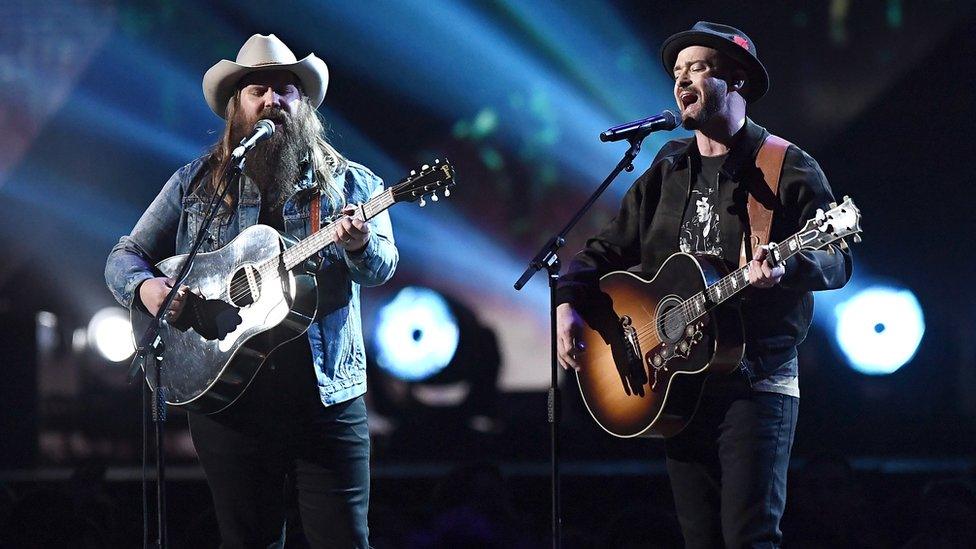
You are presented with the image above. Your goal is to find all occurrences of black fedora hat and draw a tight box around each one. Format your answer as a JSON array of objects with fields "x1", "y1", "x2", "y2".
[{"x1": 661, "y1": 21, "x2": 769, "y2": 103}]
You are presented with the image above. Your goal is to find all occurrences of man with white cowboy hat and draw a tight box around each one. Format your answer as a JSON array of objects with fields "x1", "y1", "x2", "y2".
[
  {"x1": 555, "y1": 21, "x2": 852, "y2": 547},
  {"x1": 106, "y1": 33, "x2": 398, "y2": 548}
]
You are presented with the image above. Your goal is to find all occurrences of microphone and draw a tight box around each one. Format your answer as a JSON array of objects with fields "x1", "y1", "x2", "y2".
[
  {"x1": 231, "y1": 119, "x2": 276, "y2": 160},
  {"x1": 600, "y1": 110, "x2": 680, "y2": 142}
]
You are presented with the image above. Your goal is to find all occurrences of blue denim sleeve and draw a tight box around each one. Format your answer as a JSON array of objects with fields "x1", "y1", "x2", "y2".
[
  {"x1": 341, "y1": 166, "x2": 398, "y2": 287},
  {"x1": 104, "y1": 162, "x2": 191, "y2": 309}
]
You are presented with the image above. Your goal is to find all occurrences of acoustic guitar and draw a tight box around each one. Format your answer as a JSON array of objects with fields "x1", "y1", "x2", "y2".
[
  {"x1": 575, "y1": 197, "x2": 861, "y2": 438},
  {"x1": 131, "y1": 160, "x2": 456, "y2": 414}
]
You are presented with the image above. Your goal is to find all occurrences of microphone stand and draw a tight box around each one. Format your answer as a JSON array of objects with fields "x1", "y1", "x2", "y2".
[
  {"x1": 514, "y1": 131, "x2": 651, "y2": 549},
  {"x1": 126, "y1": 157, "x2": 245, "y2": 549}
]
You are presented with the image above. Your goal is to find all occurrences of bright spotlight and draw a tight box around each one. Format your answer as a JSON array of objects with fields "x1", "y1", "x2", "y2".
[
  {"x1": 374, "y1": 287, "x2": 460, "y2": 381},
  {"x1": 88, "y1": 307, "x2": 135, "y2": 363},
  {"x1": 834, "y1": 285, "x2": 924, "y2": 375}
]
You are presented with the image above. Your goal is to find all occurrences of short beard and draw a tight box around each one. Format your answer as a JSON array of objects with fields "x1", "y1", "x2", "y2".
[
  {"x1": 231, "y1": 101, "x2": 318, "y2": 203},
  {"x1": 680, "y1": 83, "x2": 726, "y2": 131},
  {"x1": 681, "y1": 97, "x2": 723, "y2": 131}
]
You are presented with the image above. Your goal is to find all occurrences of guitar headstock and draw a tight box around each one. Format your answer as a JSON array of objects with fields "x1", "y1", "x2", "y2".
[
  {"x1": 390, "y1": 159, "x2": 456, "y2": 207},
  {"x1": 794, "y1": 195, "x2": 863, "y2": 252}
]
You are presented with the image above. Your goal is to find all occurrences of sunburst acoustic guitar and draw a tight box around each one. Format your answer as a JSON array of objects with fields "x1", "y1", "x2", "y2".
[{"x1": 575, "y1": 197, "x2": 862, "y2": 438}]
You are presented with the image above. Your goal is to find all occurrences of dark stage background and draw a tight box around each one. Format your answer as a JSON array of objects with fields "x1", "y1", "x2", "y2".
[{"x1": 2, "y1": 1, "x2": 976, "y2": 547}]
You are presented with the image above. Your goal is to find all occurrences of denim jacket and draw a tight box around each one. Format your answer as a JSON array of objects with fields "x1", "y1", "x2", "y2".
[{"x1": 105, "y1": 156, "x2": 398, "y2": 407}]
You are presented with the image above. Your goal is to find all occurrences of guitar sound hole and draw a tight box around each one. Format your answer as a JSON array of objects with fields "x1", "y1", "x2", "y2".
[
  {"x1": 228, "y1": 266, "x2": 261, "y2": 308},
  {"x1": 657, "y1": 298, "x2": 686, "y2": 343}
]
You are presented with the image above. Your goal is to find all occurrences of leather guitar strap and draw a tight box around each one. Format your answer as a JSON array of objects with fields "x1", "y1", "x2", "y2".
[
  {"x1": 310, "y1": 188, "x2": 320, "y2": 235},
  {"x1": 739, "y1": 134, "x2": 791, "y2": 267}
]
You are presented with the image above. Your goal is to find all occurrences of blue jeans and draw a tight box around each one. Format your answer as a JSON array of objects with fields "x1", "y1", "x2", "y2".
[
  {"x1": 665, "y1": 375, "x2": 798, "y2": 549},
  {"x1": 188, "y1": 340, "x2": 370, "y2": 548}
]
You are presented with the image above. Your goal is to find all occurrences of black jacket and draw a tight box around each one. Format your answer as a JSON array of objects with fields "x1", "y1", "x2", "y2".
[{"x1": 556, "y1": 119, "x2": 853, "y2": 380}]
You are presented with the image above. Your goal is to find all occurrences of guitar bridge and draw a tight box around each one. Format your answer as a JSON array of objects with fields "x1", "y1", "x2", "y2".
[{"x1": 620, "y1": 315, "x2": 641, "y2": 361}]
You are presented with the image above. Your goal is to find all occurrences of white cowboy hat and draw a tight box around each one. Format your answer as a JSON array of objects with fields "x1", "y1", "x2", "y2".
[{"x1": 202, "y1": 33, "x2": 329, "y2": 119}]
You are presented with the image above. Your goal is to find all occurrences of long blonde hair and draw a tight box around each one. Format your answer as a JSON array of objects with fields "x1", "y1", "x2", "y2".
[{"x1": 200, "y1": 90, "x2": 348, "y2": 212}]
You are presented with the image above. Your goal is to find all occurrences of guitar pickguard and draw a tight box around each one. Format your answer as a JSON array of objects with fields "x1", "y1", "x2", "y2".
[{"x1": 646, "y1": 319, "x2": 707, "y2": 391}]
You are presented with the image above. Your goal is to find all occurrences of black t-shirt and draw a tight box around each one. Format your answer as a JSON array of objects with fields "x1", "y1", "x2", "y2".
[{"x1": 679, "y1": 153, "x2": 727, "y2": 256}]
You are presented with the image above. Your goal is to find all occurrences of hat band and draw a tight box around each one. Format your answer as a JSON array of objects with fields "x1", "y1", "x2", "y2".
[{"x1": 247, "y1": 60, "x2": 294, "y2": 67}]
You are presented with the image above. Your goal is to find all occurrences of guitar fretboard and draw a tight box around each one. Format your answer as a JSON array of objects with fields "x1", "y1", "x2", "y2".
[
  {"x1": 238, "y1": 188, "x2": 395, "y2": 282},
  {"x1": 633, "y1": 196, "x2": 858, "y2": 362},
  {"x1": 675, "y1": 234, "x2": 807, "y2": 325},
  {"x1": 279, "y1": 189, "x2": 395, "y2": 270}
]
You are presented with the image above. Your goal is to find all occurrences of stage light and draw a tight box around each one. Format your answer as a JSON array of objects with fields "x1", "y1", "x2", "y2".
[
  {"x1": 374, "y1": 286, "x2": 460, "y2": 381},
  {"x1": 87, "y1": 307, "x2": 135, "y2": 363},
  {"x1": 368, "y1": 287, "x2": 504, "y2": 443},
  {"x1": 834, "y1": 285, "x2": 924, "y2": 375}
]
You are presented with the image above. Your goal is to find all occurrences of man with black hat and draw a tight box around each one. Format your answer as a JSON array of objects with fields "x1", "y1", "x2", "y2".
[
  {"x1": 105, "y1": 34, "x2": 398, "y2": 547},
  {"x1": 556, "y1": 22, "x2": 852, "y2": 547}
]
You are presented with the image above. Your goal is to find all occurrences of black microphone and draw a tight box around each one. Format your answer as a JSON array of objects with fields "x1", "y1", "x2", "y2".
[
  {"x1": 600, "y1": 110, "x2": 680, "y2": 142},
  {"x1": 231, "y1": 119, "x2": 276, "y2": 160}
]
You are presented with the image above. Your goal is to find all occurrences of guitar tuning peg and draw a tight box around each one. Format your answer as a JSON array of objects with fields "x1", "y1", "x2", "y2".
[
  {"x1": 410, "y1": 170, "x2": 416, "y2": 176},
  {"x1": 434, "y1": 159, "x2": 440, "y2": 164},
  {"x1": 431, "y1": 192, "x2": 439, "y2": 202},
  {"x1": 444, "y1": 187, "x2": 451, "y2": 197},
  {"x1": 843, "y1": 195, "x2": 850, "y2": 202},
  {"x1": 422, "y1": 164, "x2": 430, "y2": 170},
  {"x1": 829, "y1": 201, "x2": 837, "y2": 209},
  {"x1": 853, "y1": 234, "x2": 862, "y2": 243},
  {"x1": 419, "y1": 196, "x2": 426, "y2": 207}
]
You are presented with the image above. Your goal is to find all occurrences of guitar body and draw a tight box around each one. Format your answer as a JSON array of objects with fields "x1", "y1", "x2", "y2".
[
  {"x1": 575, "y1": 253, "x2": 744, "y2": 438},
  {"x1": 131, "y1": 224, "x2": 318, "y2": 414},
  {"x1": 574, "y1": 196, "x2": 863, "y2": 438}
]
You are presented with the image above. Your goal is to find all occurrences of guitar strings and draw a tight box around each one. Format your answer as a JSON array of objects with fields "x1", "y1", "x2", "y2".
[
  {"x1": 579, "y1": 214, "x2": 854, "y2": 364},
  {"x1": 222, "y1": 191, "x2": 397, "y2": 303},
  {"x1": 629, "y1": 265, "x2": 746, "y2": 341},
  {"x1": 214, "y1": 169, "x2": 448, "y2": 306},
  {"x1": 223, "y1": 221, "x2": 344, "y2": 303},
  {"x1": 630, "y1": 238, "x2": 794, "y2": 345}
]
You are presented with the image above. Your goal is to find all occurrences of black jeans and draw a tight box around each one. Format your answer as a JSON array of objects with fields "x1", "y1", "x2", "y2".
[
  {"x1": 664, "y1": 375, "x2": 798, "y2": 549},
  {"x1": 187, "y1": 340, "x2": 370, "y2": 548}
]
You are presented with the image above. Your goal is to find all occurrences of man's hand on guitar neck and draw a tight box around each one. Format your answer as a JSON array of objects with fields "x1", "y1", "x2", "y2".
[
  {"x1": 335, "y1": 204, "x2": 371, "y2": 254},
  {"x1": 138, "y1": 277, "x2": 191, "y2": 320},
  {"x1": 748, "y1": 245, "x2": 786, "y2": 289},
  {"x1": 557, "y1": 303, "x2": 586, "y2": 371}
]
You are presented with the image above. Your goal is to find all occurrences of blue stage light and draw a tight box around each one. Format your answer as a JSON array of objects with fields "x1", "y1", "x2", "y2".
[
  {"x1": 834, "y1": 285, "x2": 924, "y2": 375},
  {"x1": 374, "y1": 287, "x2": 460, "y2": 381}
]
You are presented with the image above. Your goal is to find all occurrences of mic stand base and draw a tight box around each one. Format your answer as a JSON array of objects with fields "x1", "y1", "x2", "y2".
[{"x1": 152, "y1": 348, "x2": 167, "y2": 549}]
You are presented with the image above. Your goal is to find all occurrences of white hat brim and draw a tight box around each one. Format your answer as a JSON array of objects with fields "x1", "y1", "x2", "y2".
[{"x1": 202, "y1": 53, "x2": 329, "y2": 119}]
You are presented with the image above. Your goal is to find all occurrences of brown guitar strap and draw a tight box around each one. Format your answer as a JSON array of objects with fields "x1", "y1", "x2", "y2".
[
  {"x1": 738, "y1": 134, "x2": 791, "y2": 267},
  {"x1": 310, "y1": 188, "x2": 320, "y2": 235}
]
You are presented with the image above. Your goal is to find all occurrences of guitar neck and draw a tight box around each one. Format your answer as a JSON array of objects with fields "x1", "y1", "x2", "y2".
[
  {"x1": 277, "y1": 189, "x2": 395, "y2": 271},
  {"x1": 680, "y1": 233, "x2": 806, "y2": 321}
]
